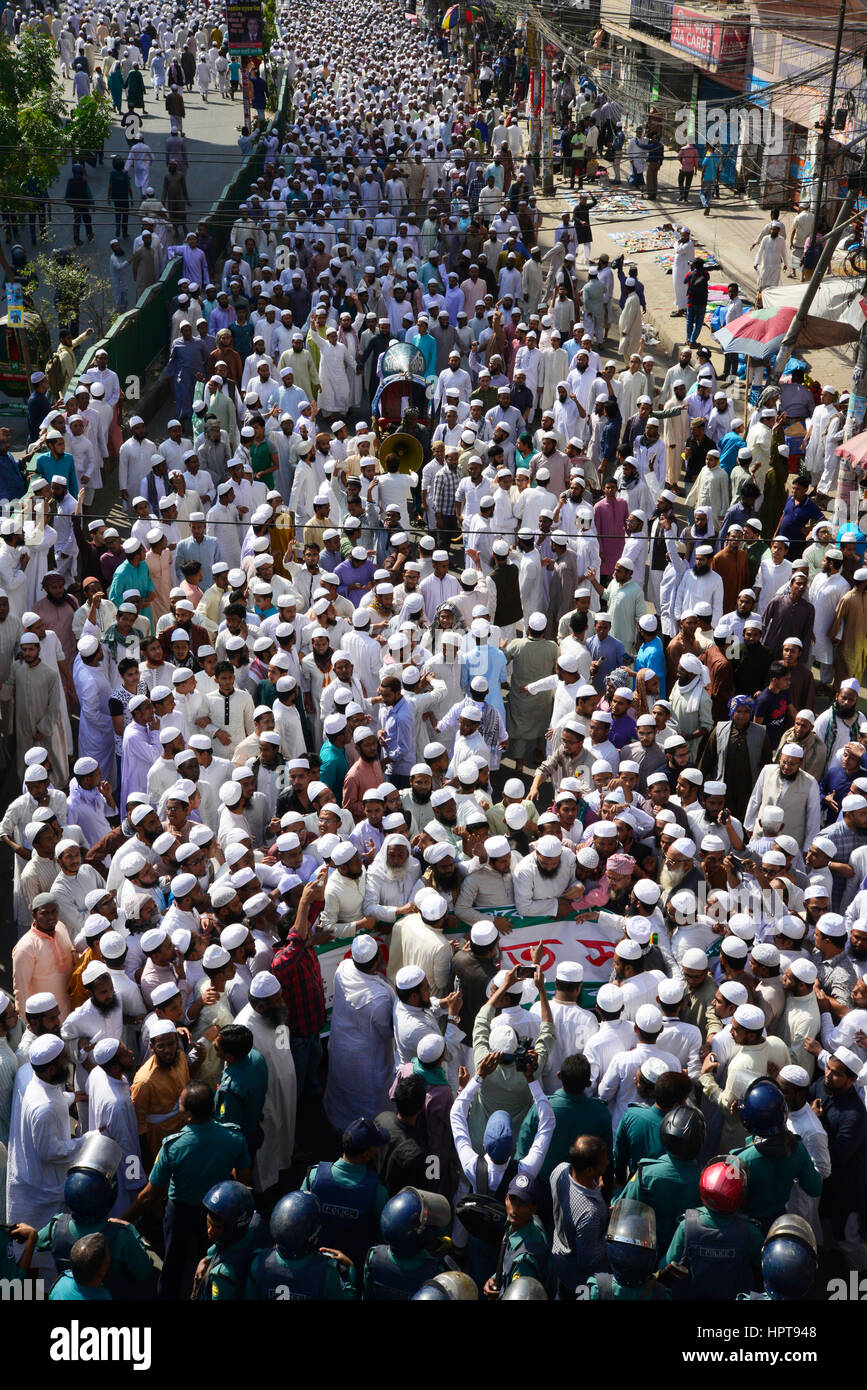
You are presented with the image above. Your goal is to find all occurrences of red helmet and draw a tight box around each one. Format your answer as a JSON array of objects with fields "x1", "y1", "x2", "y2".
[{"x1": 699, "y1": 1155, "x2": 748, "y2": 1214}]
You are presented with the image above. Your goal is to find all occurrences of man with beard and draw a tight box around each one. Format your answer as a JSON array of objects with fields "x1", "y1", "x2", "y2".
[
  {"x1": 121, "y1": 695, "x2": 161, "y2": 809},
  {"x1": 674, "y1": 543, "x2": 724, "y2": 628},
  {"x1": 362, "y1": 835, "x2": 421, "y2": 927},
  {"x1": 61, "y1": 960, "x2": 124, "y2": 1128},
  {"x1": 659, "y1": 836, "x2": 701, "y2": 906},
  {"x1": 321, "y1": 842, "x2": 373, "y2": 939},
  {"x1": 814, "y1": 679, "x2": 867, "y2": 766},
  {"x1": 325, "y1": 934, "x2": 395, "y2": 1138},
  {"x1": 130, "y1": 1019, "x2": 214, "y2": 1165},
  {"x1": 398, "y1": 763, "x2": 435, "y2": 836},
  {"x1": 456, "y1": 835, "x2": 519, "y2": 929},
  {"x1": 745, "y1": 743, "x2": 820, "y2": 856},
  {"x1": 6, "y1": 1035, "x2": 84, "y2": 1230},
  {"x1": 600, "y1": 849, "x2": 635, "y2": 912},
  {"x1": 341, "y1": 727, "x2": 385, "y2": 820},
  {"x1": 418, "y1": 840, "x2": 467, "y2": 910},
  {"x1": 622, "y1": 714, "x2": 667, "y2": 792},
  {"x1": 235, "y1": 972, "x2": 298, "y2": 1193},
  {"x1": 513, "y1": 835, "x2": 581, "y2": 919}
]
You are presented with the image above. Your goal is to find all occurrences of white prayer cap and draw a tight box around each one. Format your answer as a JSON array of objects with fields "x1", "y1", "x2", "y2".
[
  {"x1": 615, "y1": 939, "x2": 642, "y2": 962},
  {"x1": 331, "y1": 840, "x2": 358, "y2": 867},
  {"x1": 778, "y1": 1064, "x2": 810, "y2": 1088},
  {"x1": 470, "y1": 921, "x2": 499, "y2": 948},
  {"x1": 92, "y1": 1037, "x2": 121, "y2": 1066},
  {"x1": 751, "y1": 943, "x2": 780, "y2": 968},
  {"x1": 536, "y1": 835, "x2": 563, "y2": 858},
  {"x1": 82, "y1": 960, "x2": 110, "y2": 987},
  {"x1": 77, "y1": 634, "x2": 100, "y2": 657},
  {"x1": 635, "y1": 1003, "x2": 663, "y2": 1033},
  {"x1": 833, "y1": 1047, "x2": 863, "y2": 1075},
  {"x1": 30, "y1": 1035, "x2": 66, "y2": 1066},
  {"x1": 733, "y1": 1003, "x2": 766, "y2": 1031},
  {"x1": 396, "y1": 965, "x2": 426, "y2": 991},
  {"x1": 141, "y1": 928, "x2": 168, "y2": 953},
  {"x1": 150, "y1": 1020, "x2": 177, "y2": 1039},
  {"x1": 633, "y1": 879, "x2": 661, "y2": 905},
  {"x1": 681, "y1": 948, "x2": 709, "y2": 971},
  {"x1": 100, "y1": 933, "x2": 127, "y2": 962}
]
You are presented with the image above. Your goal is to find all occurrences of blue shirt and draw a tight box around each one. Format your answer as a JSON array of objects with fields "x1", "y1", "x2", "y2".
[
  {"x1": 175, "y1": 533, "x2": 221, "y2": 589},
  {"x1": 335, "y1": 556, "x2": 376, "y2": 606},
  {"x1": 778, "y1": 496, "x2": 823, "y2": 552},
  {"x1": 378, "y1": 695, "x2": 415, "y2": 776},
  {"x1": 34, "y1": 449, "x2": 78, "y2": 495},
  {"x1": 49, "y1": 1273, "x2": 112, "y2": 1301},
  {"x1": 718, "y1": 429, "x2": 745, "y2": 475},
  {"x1": 587, "y1": 632, "x2": 625, "y2": 688},
  {"x1": 0, "y1": 450, "x2": 25, "y2": 501},
  {"x1": 635, "y1": 636, "x2": 666, "y2": 696},
  {"x1": 836, "y1": 524, "x2": 866, "y2": 559},
  {"x1": 410, "y1": 332, "x2": 437, "y2": 380}
]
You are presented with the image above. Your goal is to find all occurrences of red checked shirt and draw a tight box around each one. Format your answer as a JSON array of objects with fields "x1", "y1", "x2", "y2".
[{"x1": 271, "y1": 929, "x2": 326, "y2": 1037}]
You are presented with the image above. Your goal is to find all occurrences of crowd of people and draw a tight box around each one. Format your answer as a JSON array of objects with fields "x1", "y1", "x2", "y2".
[{"x1": 0, "y1": 0, "x2": 866, "y2": 1306}]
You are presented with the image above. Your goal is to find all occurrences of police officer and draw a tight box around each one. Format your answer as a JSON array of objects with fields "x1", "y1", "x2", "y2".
[
  {"x1": 193, "y1": 1181, "x2": 268, "y2": 1300},
  {"x1": 737, "y1": 1214, "x2": 818, "y2": 1301},
  {"x1": 30, "y1": 1134, "x2": 155, "y2": 1300},
  {"x1": 661, "y1": 1153, "x2": 764, "y2": 1298},
  {"x1": 123, "y1": 1080, "x2": 251, "y2": 1299},
  {"x1": 301, "y1": 1117, "x2": 390, "y2": 1273},
  {"x1": 732, "y1": 1078, "x2": 822, "y2": 1235},
  {"x1": 246, "y1": 1192, "x2": 356, "y2": 1300},
  {"x1": 624, "y1": 1104, "x2": 705, "y2": 1256},
  {"x1": 363, "y1": 1187, "x2": 451, "y2": 1300},
  {"x1": 612, "y1": 1066, "x2": 692, "y2": 1191},
  {"x1": 213, "y1": 1023, "x2": 268, "y2": 1156},
  {"x1": 483, "y1": 1174, "x2": 552, "y2": 1299},
  {"x1": 586, "y1": 1199, "x2": 668, "y2": 1301}
]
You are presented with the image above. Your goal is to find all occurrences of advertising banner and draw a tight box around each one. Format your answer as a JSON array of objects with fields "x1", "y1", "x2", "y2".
[{"x1": 226, "y1": 0, "x2": 264, "y2": 56}]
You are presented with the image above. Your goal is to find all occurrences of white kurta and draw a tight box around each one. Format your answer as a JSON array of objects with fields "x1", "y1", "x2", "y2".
[
  {"x1": 87, "y1": 1066, "x2": 145, "y2": 1214},
  {"x1": 323, "y1": 961, "x2": 395, "y2": 1132},
  {"x1": 672, "y1": 238, "x2": 695, "y2": 310},
  {"x1": 6, "y1": 1074, "x2": 84, "y2": 1227},
  {"x1": 317, "y1": 338, "x2": 353, "y2": 414},
  {"x1": 73, "y1": 655, "x2": 118, "y2": 789},
  {"x1": 235, "y1": 1002, "x2": 297, "y2": 1191}
]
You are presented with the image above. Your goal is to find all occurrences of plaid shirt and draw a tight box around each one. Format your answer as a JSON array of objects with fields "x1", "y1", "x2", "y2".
[
  {"x1": 430, "y1": 464, "x2": 458, "y2": 517},
  {"x1": 271, "y1": 929, "x2": 326, "y2": 1037}
]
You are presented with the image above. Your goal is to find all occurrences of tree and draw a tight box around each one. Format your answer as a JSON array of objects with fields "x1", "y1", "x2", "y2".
[{"x1": 0, "y1": 31, "x2": 112, "y2": 262}]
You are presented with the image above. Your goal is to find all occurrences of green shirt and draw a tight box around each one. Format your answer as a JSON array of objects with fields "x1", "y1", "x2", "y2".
[
  {"x1": 199, "y1": 1226, "x2": 266, "y2": 1300},
  {"x1": 586, "y1": 1274, "x2": 670, "y2": 1301},
  {"x1": 362, "y1": 1247, "x2": 446, "y2": 1299},
  {"x1": 664, "y1": 1206, "x2": 763, "y2": 1271},
  {"x1": 517, "y1": 1089, "x2": 612, "y2": 1182},
  {"x1": 731, "y1": 1136, "x2": 822, "y2": 1227},
  {"x1": 613, "y1": 1103, "x2": 663, "y2": 1188},
  {"x1": 625, "y1": 1152, "x2": 701, "y2": 1256},
  {"x1": 245, "y1": 1248, "x2": 356, "y2": 1300},
  {"x1": 37, "y1": 1215, "x2": 154, "y2": 1284},
  {"x1": 49, "y1": 1273, "x2": 112, "y2": 1301},
  {"x1": 215, "y1": 1050, "x2": 269, "y2": 1151},
  {"x1": 150, "y1": 1119, "x2": 250, "y2": 1205},
  {"x1": 250, "y1": 437, "x2": 275, "y2": 488},
  {"x1": 500, "y1": 1216, "x2": 551, "y2": 1292},
  {"x1": 302, "y1": 1157, "x2": 390, "y2": 1221}
]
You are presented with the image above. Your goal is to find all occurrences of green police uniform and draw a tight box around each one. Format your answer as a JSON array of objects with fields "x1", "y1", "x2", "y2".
[
  {"x1": 301, "y1": 1158, "x2": 390, "y2": 1219},
  {"x1": 215, "y1": 1051, "x2": 269, "y2": 1152},
  {"x1": 516, "y1": 1089, "x2": 613, "y2": 1181},
  {"x1": 150, "y1": 1120, "x2": 250, "y2": 1203},
  {"x1": 731, "y1": 1135, "x2": 822, "y2": 1233},
  {"x1": 49, "y1": 1273, "x2": 112, "y2": 1301},
  {"x1": 245, "y1": 1248, "x2": 357, "y2": 1300},
  {"x1": 624, "y1": 1152, "x2": 702, "y2": 1255},
  {"x1": 497, "y1": 1215, "x2": 552, "y2": 1294},
  {"x1": 664, "y1": 1207, "x2": 763, "y2": 1271},
  {"x1": 586, "y1": 1274, "x2": 670, "y2": 1301},
  {"x1": 198, "y1": 1225, "x2": 267, "y2": 1301},
  {"x1": 612, "y1": 1103, "x2": 663, "y2": 1189},
  {"x1": 37, "y1": 1215, "x2": 154, "y2": 1287}
]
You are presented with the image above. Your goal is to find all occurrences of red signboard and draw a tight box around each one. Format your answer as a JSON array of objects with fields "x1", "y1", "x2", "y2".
[{"x1": 670, "y1": 5, "x2": 747, "y2": 66}]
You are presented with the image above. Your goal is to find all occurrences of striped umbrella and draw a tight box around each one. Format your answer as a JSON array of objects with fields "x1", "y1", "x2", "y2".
[{"x1": 442, "y1": 3, "x2": 480, "y2": 27}]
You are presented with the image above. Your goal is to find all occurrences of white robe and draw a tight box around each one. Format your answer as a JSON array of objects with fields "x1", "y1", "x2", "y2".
[
  {"x1": 73, "y1": 654, "x2": 118, "y2": 789},
  {"x1": 672, "y1": 238, "x2": 694, "y2": 310},
  {"x1": 316, "y1": 338, "x2": 353, "y2": 415},
  {"x1": 235, "y1": 1002, "x2": 298, "y2": 1191},
  {"x1": 6, "y1": 1074, "x2": 83, "y2": 1228},
  {"x1": 323, "y1": 960, "x2": 395, "y2": 1132},
  {"x1": 87, "y1": 1066, "x2": 145, "y2": 1215}
]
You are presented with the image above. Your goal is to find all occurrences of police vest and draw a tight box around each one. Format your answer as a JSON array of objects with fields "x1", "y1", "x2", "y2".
[
  {"x1": 48, "y1": 1215, "x2": 156, "y2": 1302},
  {"x1": 682, "y1": 1209, "x2": 753, "y2": 1300},
  {"x1": 365, "y1": 1246, "x2": 441, "y2": 1301},
  {"x1": 255, "y1": 1248, "x2": 330, "y2": 1301},
  {"x1": 591, "y1": 1272, "x2": 667, "y2": 1301},
  {"x1": 194, "y1": 1215, "x2": 269, "y2": 1300},
  {"x1": 308, "y1": 1162, "x2": 380, "y2": 1269}
]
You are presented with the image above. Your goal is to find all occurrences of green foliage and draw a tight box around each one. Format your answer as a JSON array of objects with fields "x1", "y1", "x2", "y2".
[
  {"x1": 67, "y1": 93, "x2": 113, "y2": 156},
  {"x1": 0, "y1": 32, "x2": 113, "y2": 199},
  {"x1": 34, "y1": 251, "x2": 117, "y2": 336}
]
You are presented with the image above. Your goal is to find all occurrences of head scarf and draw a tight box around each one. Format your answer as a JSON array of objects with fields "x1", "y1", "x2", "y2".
[{"x1": 728, "y1": 694, "x2": 755, "y2": 718}]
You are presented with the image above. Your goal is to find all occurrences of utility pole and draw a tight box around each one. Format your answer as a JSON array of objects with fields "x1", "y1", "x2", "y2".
[
  {"x1": 542, "y1": 49, "x2": 554, "y2": 195},
  {"x1": 768, "y1": 188, "x2": 858, "y2": 381},
  {"x1": 812, "y1": 0, "x2": 847, "y2": 233}
]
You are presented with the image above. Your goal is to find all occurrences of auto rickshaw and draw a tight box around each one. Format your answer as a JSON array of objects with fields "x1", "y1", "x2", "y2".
[{"x1": 0, "y1": 310, "x2": 51, "y2": 399}]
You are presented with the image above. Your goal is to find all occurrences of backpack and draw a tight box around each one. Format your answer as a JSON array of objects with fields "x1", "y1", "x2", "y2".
[{"x1": 454, "y1": 1155, "x2": 518, "y2": 1244}]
